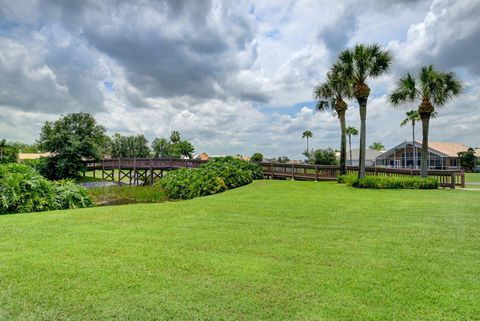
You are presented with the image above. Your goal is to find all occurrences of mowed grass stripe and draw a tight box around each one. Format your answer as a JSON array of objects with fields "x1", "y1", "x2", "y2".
[{"x1": 0, "y1": 180, "x2": 479, "y2": 321}]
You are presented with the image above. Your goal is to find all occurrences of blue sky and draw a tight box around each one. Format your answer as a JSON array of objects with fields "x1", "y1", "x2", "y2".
[{"x1": 0, "y1": 0, "x2": 479, "y2": 159}]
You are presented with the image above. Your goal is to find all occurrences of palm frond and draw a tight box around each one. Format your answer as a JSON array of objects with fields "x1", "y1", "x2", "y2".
[{"x1": 389, "y1": 72, "x2": 418, "y2": 106}]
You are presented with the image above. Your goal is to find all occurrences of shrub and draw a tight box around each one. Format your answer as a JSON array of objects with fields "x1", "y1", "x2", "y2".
[
  {"x1": 0, "y1": 163, "x2": 93, "y2": 214},
  {"x1": 54, "y1": 180, "x2": 94, "y2": 209},
  {"x1": 338, "y1": 173, "x2": 438, "y2": 189},
  {"x1": 250, "y1": 152, "x2": 263, "y2": 162},
  {"x1": 156, "y1": 157, "x2": 263, "y2": 200}
]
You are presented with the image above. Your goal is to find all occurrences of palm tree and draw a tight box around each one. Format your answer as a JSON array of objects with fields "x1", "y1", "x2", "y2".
[
  {"x1": 302, "y1": 130, "x2": 313, "y2": 152},
  {"x1": 400, "y1": 110, "x2": 420, "y2": 169},
  {"x1": 336, "y1": 43, "x2": 392, "y2": 178},
  {"x1": 170, "y1": 130, "x2": 181, "y2": 143},
  {"x1": 390, "y1": 65, "x2": 463, "y2": 177},
  {"x1": 369, "y1": 141, "x2": 384, "y2": 151},
  {"x1": 345, "y1": 126, "x2": 358, "y2": 165},
  {"x1": 314, "y1": 70, "x2": 353, "y2": 175}
]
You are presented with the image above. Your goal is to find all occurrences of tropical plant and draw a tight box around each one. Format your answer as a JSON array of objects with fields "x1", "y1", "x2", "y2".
[
  {"x1": 337, "y1": 173, "x2": 438, "y2": 189},
  {"x1": 345, "y1": 126, "x2": 358, "y2": 165},
  {"x1": 301, "y1": 130, "x2": 313, "y2": 152},
  {"x1": 170, "y1": 130, "x2": 181, "y2": 143},
  {"x1": 250, "y1": 152, "x2": 263, "y2": 162},
  {"x1": 336, "y1": 43, "x2": 393, "y2": 178},
  {"x1": 458, "y1": 148, "x2": 477, "y2": 172},
  {"x1": 37, "y1": 113, "x2": 109, "y2": 179},
  {"x1": 314, "y1": 70, "x2": 352, "y2": 174},
  {"x1": 368, "y1": 141, "x2": 384, "y2": 151},
  {"x1": 390, "y1": 65, "x2": 463, "y2": 177},
  {"x1": 0, "y1": 139, "x2": 19, "y2": 164}
]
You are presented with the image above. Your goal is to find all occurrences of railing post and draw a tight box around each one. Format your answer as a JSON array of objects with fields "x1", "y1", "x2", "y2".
[
  {"x1": 292, "y1": 164, "x2": 295, "y2": 180},
  {"x1": 270, "y1": 163, "x2": 273, "y2": 179},
  {"x1": 102, "y1": 159, "x2": 105, "y2": 180},
  {"x1": 93, "y1": 161, "x2": 96, "y2": 178},
  {"x1": 450, "y1": 171, "x2": 455, "y2": 189},
  {"x1": 150, "y1": 158, "x2": 153, "y2": 186},
  {"x1": 118, "y1": 159, "x2": 121, "y2": 184},
  {"x1": 461, "y1": 172, "x2": 465, "y2": 188},
  {"x1": 315, "y1": 165, "x2": 318, "y2": 181}
]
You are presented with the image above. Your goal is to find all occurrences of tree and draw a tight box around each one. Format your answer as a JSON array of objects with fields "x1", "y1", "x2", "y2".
[
  {"x1": 314, "y1": 69, "x2": 352, "y2": 174},
  {"x1": 336, "y1": 43, "x2": 392, "y2": 178},
  {"x1": 301, "y1": 130, "x2": 313, "y2": 152},
  {"x1": 37, "y1": 113, "x2": 108, "y2": 179},
  {"x1": 369, "y1": 141, "x2": 384, "y2": 151},
  {"x1": 170, "y1": 130, "x2": 181, "y2": 143},
  {"x1": 311, "y1": 148, "x2": 337, "y2": 165},
  {"x1": 458, "y1": 148, "x2": 477, "y2": 172},
  {"x1": 0, "y1": 139, "x2": 19, "y2": 164},
  {"x1": 390, "y1": 65, "x2": 463, "y2": 177},
  {"x1": 345, "y1": 126, "x2": 358, "y2": 165},
  {"x1": 251, "y1": 152, "x2": 263, "y2": 162},
  {"x1": 151, "y1": 131, "x2": 195, "y2": 159},
  {"x1": 109, "y1": 134, "x2": 150, "y2": 158}
]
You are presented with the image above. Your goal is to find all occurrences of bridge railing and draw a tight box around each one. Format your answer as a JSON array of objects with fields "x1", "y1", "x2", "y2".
[
  {"x1": 84, "y1": 158, "x2": 207, "y2": 170},
  {"x1": 261, "y1": 162, "x2": 465, "y2": 189}
]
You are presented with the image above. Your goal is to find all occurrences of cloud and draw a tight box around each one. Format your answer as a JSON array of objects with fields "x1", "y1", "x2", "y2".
[{"x1": 0, "y1": 0, "x2": 479, "y2": 158}]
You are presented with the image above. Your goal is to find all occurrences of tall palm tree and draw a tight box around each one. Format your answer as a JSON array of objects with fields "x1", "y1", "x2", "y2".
[
  {"x1": 314, "y1": 70, "x2": 352, "y2": 175},
  {"x1": 336, "y1": 43, "x2": 392, "y2": 178},
  {"x1": 345, "y1": 126, "x2": 358, "y2": 166},
  {"x1": 302, "y1": 130, "x2": 313, "y2": 152},
  {"x1": 390, "y1": 65, "x2": 463, "y2": 177}
]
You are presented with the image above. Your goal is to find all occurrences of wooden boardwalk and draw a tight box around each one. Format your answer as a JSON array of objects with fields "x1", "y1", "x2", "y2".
[{"x1": 84, "y1": 158, "x2": 465, "y2": 189}]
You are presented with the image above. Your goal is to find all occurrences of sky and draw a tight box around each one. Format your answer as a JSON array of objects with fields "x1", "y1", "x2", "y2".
[{"x1": 0, "y1": 0, "x2": 479, "y2": 159}]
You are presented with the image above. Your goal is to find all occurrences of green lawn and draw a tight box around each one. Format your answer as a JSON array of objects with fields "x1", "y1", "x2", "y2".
[
  {"x1": 465, "y1": 172, "x2": 480, "y2": 183},
  {"x1": 1, "y1": 181, "x2": 479, "y2": 320}
]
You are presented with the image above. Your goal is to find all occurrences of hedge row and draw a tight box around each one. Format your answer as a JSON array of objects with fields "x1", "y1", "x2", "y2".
[
  {"x1": 337, "y1": 173, "x2": 438, "y2": 189},
  {"x1": 155, "y1": 157, "x2": 263, "y2": 199},
  {"x1": 0, "y1": 163, "x2": 93, "y2": 214}
]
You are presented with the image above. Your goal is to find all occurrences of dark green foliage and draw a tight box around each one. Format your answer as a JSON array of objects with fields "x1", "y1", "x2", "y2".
[
  {"x1": 152, "y1": 131, "x2": 195, "y2": 158},
  {"x1": 54, "y1": 180, "x2": 94, "y2": 209},
  {"x1": 156, "y1": 157, "x2": 263, "y2": 200},
  {"x1": 458, "y1": 148, "x2": 477, "y2": 172},
  {"x1": 0, "y1": 139, "x2": 19, "y2": 164},
  {"x1": 311, "y1": 148, "x2": 337, "y2": 165},
  {"x1": 0, "y1": 163, "x2": 93, "y2": 214},
  {"x1": 250, "y1": 152, "x2": 263, "y2": 162},
  {"x1": 337, "y1": 173, "x2": 438, "y2": 189},
  {"x1": 108, "y1": 133, "x2": 151, "y2": 158},
  {"x1": 38, "y1": 113, "x2": 109, "y2": 179},
  {"x1": 369, "y1": 141, "x2": 384, "y2": 151},
  {"x1": 274, "y1": 156, "x2": 290, "y2": 163}
]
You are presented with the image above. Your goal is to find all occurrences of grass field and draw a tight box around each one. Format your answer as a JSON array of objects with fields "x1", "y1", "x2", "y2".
[
  {"x1": 1, "y1": 181, "x2": 479, "y2": 320},
  {"x1": 465, "y1": 172, "x2": 480, "y2": 183}
]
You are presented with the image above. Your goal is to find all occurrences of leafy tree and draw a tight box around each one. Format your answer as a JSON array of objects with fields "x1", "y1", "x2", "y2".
[
  {"x1": 390, "y1": 65, "x2": 463, "y2": 177},
  {"x1": 250, "y1": 152, "x2": 263, "y2": 162},
  {"x1": 458, "y1": 148, "x2": 477, "y2": 172},
  {"x1": 109, "y1": 133, "x2": 150, "y2": 158},
  {"x1": 336, "y1": 43, "x2": 392, "y2": 178},
  {"x1": 37, "y1": 113, "x2": 108, "y2": 179},
  {"x1": 151, "y1": 131, "x2": 195, "y2": 159},
  {"x1": 301, "y1": 130, "x2": 313, "y2": 152},
  {"x1": 345, "y1": 126, "x2": 358, "y2": 165},
  {"x1": 311, "y1": 148, "x2": 337, "y2": 165},
  {"x1": 0, "y1": 139, "x2": 19, "y2": 164},
  {"x1": 314, "y1": 69, "x2": 352, "y2": 174},
  {"x1": 369, "y1": 141, "x2": 384, "y2": 151}
]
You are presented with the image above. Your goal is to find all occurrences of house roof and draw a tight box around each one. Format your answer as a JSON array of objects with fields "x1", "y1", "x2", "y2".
[
  {"x1": 18, "y1": 152, "x2": 51, "y2": 160},
  {"x1": 426, "y1": 141, "x2": 470, "y2": 157},
  {"x1": 346, "y1": 148, "x2": 384, "y2": 160},
  {"x1": 378, "y1": 141, "x2": 470, "y2": 158}
]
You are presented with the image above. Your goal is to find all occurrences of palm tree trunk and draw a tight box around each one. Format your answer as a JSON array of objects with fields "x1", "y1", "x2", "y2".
[
  {"x1": 348, "y1": 134, "x2": 352, "y2": 166},
  {"x1": 420, "y1": 114, "x2": 430, "y2": 177},
  {"x1": 339, "y1": 111, "x2": 347, "y2": 175},
  {"x1": 307, "y1": 138, "x2": 309, "y2": 153},
  {"x1": 412, "y1": 121, "x2": 416, "y2": 169},
  {"x1": 358, "y1": 97, "x2": 367, "y2": 179}
]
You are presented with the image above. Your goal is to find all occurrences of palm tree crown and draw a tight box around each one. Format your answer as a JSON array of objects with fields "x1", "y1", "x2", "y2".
[
  {"x1": 302, "y1": 130, "x2": 313, "y2": 140},
  {"x1": 346, "y1": 126, "x2": 358, "y2": 136}
]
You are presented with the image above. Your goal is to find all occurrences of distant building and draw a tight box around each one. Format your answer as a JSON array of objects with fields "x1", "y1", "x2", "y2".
[
  {"x1": 346, "y1": 148, "x2": 384, "y2": 166},
  {"x1": 18, "y1": 152, "x2": 51, "y2": 161},
  {"x1": 376, "y1": 141, "x2": 470, "y2": 169}
]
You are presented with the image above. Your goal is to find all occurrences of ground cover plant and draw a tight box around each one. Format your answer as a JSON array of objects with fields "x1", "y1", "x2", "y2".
[
  {"x1": 0, "y1": 180, "x2": 479, "y2": 320},
  {"x1": 0, "y1": 163, "x2": 93, "y2": 214},
  {"x1": 338, "y1": 173, "x2": 438, "y2": 189}
]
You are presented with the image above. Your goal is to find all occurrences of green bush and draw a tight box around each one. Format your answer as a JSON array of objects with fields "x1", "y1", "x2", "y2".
[
  {"x1": 156, "y1": 157, "x2": 263, "y2": 200},
  {"x1": 0, "y1": 163, "x2": 93, "y2": 214},
  {"x1": 337, "y1": 173, "x2": 438, "y2": 189}
]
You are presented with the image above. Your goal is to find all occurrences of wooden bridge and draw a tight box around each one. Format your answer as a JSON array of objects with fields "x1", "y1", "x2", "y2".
[{"x1": 84, "y1": 158, "x2": 465, "y2": 189}]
